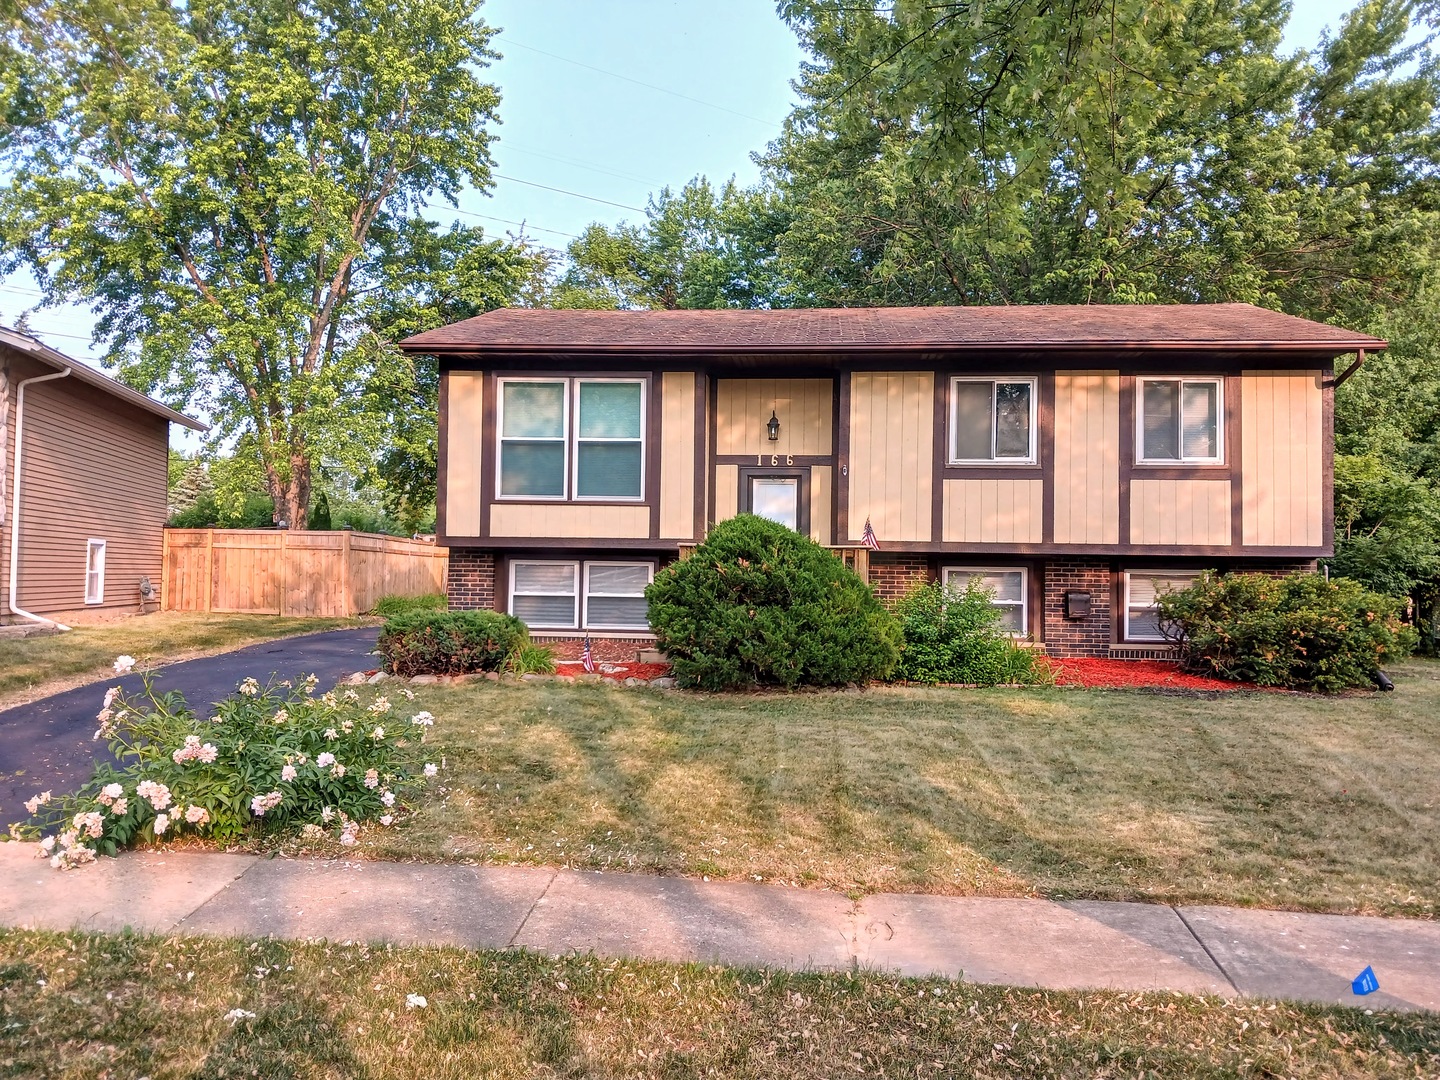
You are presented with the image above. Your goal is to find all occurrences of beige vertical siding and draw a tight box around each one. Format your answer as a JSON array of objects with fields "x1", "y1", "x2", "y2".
[
  {"x1": 1242, "y1": 370, "x2": 1323, "y2": 547},
  {"x1": 659, "y1": 372, "x2": 697, "y2": 539},
  {"x1": 1131, "y1": 479, "x2": 1231, "y2": 546},
  {"x1": 1052, "y1": 371, "x2": 1120, "y2": 544},
  {"x1": 713, "y1": 464, "x2": 738, "y2": 523},
  {"x1": 941, "y1": 479, "x2": 1044, "y2": 543},
  {"x1": 488, "y1": 503, "x2": 650, "y2": 539},
  {"x1": 848, "y1": 372, "x2": 934, "y2": 542},
  {"x1": 715, "y1": 378, "x2": 833, "y2": 457},
  {"x1": 810, "y1": 465, "x2": 832, "y2": 544},
  {"x1": 1, "y1": 353, "x2": 169, "y2": 616},
  {"x1": 444, "y1": 371, "x2": 483, "y2": 538}
]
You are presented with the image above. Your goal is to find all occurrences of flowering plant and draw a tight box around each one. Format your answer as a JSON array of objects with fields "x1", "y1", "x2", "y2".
[{"x1": 15, "y1": 659, "x2": 439, "y2": 867}]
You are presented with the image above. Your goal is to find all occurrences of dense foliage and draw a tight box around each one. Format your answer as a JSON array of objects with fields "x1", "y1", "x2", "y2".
[
  {"x1": 371, "y1": 593, "x2": 448, "y2": 618},
  {"x1": 17, "y1": 660, "x2": 435, "y2": 867},
  {"x1": 645, "y1": 514, "x2": 901, "y2": 690},
  {"x1": 377, "y1": 611, "x2": 528, "y2": 678},
  {"x1": 1157, "y1": 572, "x2": 1416, "y2": 692},
  {"x1": 891, "y1": 581, "x2": 1041, "y2": 686}
]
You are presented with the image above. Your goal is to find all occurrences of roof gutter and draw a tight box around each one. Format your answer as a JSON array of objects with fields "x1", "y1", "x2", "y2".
[
  {"x1": 8, "y1": 367, "x2": 73, "y2": 631},
  {"x1": 401, "y1": 339, "x2": 1388, "y2": 357}
]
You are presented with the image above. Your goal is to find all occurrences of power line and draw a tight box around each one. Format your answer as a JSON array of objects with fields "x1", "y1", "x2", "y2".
[
  {"x1": 445, "y1": 207, "x2": 579, "y2": 239},
  {"x1": 491, "y1": 173, "x2": 647, "y2": 212},
  {"x1": 500, "y1": 141, "x2": 668, "y2": 190},
  {"x1": 497, "y1": 36, "x2": 783, "y2": 128},
  {"x1": 0, "y1": 283, "x2": 45, "y2": 297}
]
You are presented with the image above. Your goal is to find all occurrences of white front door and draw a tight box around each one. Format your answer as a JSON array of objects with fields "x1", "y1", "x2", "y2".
[{"x1": 751, "y1": 477, "x2": 799, "y2": 530}]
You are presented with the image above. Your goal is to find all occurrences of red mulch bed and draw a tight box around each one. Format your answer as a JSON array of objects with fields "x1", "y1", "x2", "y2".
[
  {"x1": 555, "y1": 660, "x2": 673, "y2": 682},
  {"x1": 1043, "y1": 658, "x2": 1258, "y2": 691}
]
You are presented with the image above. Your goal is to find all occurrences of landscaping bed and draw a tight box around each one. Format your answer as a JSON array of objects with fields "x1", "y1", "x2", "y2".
[{"x1": 1045, "y1": 658, "x2": 1259, "y2": 691}]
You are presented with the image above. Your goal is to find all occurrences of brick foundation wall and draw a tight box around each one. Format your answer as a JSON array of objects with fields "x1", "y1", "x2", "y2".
[
  {"x1": 869, "y1": 554, "x2": 931, "y2": 605},
  {"x1": 1042, "y1": 559, "x2": 1114, "y2": 658},
  {"x1": 536, "y1": 636, "x2": 657, "y2": 662},
  {"x1": 447, "y1": 549, "x2": 495, "y2": 610}
]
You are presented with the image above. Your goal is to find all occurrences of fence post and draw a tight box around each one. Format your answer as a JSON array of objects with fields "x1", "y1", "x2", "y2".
[
  {"x1": 342, "y1": 530, "x2": 353, "y2": 616},
  {"x1": 160, "y1": 529, "x2": 170, "y2": 610},
  {"x1": 204, "y1": 529, "x2": 214, "y2": 613}
]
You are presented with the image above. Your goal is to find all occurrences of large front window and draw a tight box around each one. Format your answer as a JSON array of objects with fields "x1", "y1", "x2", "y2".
[
  {"x1": 950, "y1": 378, "x2": 1037, "y2": 464},
  {"x1": 509, "y1": 559, "x2": 654, "y2": 631},
  {"x1": 942, "y1": 566, "x2": 1028, "y2": 634},
  {"x1": 1138, "y1": 379, "x2": 1222, "y2": 463},
  {"x1": 498, "y1": 378, "x2": 645, "y2": 499}
]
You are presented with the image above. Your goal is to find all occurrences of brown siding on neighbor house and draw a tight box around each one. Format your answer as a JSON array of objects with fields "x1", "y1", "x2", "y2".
[
  {"x1": 848, "y1": 372, "x2": 934, "y2": 543},
  {"x1": 1052, "y1": 371, "x2": 1121, "y2": 545},
  {"x1": 1242, "y1": 370, "x2": 1324, "y2": 548},
  {"x1": 1, "y1": 355, "x2": 169, "y2": 616},
  {"x1": 714, "y1": 378, "x2": 834, "y2": 457}
]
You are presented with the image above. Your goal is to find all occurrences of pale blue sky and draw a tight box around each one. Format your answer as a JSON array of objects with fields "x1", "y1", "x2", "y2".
[{"x1": 0, "y1": 0, "x2": 1370, "y2": 370}]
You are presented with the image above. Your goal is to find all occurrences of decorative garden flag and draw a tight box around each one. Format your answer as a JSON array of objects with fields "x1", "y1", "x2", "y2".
[
  {"x1": 861, "y1": 517, "x2": 880, "y2": 551},
  {"x1": 1352, "y1": 966, "x2": 1380, "y2": 995},
  {"x1": 581, "y1": 636, "x2": 596, "y2": 674}
]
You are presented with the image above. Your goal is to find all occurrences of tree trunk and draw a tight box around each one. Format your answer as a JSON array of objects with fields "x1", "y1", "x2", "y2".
[{"x1": 269, "y1": 453, "x2": 312, "y2": 530}]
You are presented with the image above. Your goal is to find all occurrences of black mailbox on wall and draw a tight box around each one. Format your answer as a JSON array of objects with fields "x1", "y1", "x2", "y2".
[{"x1": 1064, "y1": 590, "x2": 1091, "y2": 619}]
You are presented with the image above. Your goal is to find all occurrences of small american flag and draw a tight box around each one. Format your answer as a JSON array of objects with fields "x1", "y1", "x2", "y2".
[
  {"x1": 581, "y1": 636, "x2": 596, "y2": 674},
  {"x1": 861, "y1": 517, "x2": 880, "y2": 551}
]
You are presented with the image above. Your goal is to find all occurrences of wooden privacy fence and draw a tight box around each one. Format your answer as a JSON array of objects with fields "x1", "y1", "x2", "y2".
[{"x1": 162, "y1": 529, "x2": 448, "y2": 617}]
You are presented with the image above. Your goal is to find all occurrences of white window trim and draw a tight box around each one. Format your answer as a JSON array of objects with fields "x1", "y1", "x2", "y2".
[
  {"x1": 85, "y1": 539, "x2": 106, "y2": 605},
  {"x1": 495, "y1": 376, "x2": 647, "y2": 502},
  {"x1": 948, "y1": 376, "x2": 1039, "y2": 465},
  {"x1": 1122, "y1": 570, "x2": 1200, "y2": 642},
  {"x1": 509, "y1": 559, "x2": 579, "y2": 629},
  {"x1": 1135, "y1": 377, "x2": 1225, "y2": 465},
  {"x1": 582, "y1": 560, "x2": 655, "y2": 631},
  {"x1": 941, "y1": 565, "x2": 1029, "y2": 636}
]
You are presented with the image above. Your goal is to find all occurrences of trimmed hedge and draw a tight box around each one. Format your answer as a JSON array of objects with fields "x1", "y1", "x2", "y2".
[
  {"x1": 892, "y1": 580, "x2": 1041, "y2": 685},
  {"x1": 1157, "y1": 571, "x2": 1416, "y2": 692},
  {"x1": 646, "y1": 514, "x2": 902, "y2": 690},
  {"x1": 377, "y1": 610, "x2": 528, "y2": 677}
]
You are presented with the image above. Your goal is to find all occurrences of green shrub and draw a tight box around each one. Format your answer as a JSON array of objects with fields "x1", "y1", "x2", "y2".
[
  {"x1": 506, "y1": 642, "x2": 557, "y2": 676},
  {"x1": 371, "y1": 593, "x2": 448, "y2": 618},
  {"x1": 645, "y1": 514, "x2": 902, "y2": 690},
  {"x1": 892, "y1": 580, "x2": 1042, "y2": 685},
  {"x1": 1158, "y1": 571, "x2": 1417, "y2": 692},
  {"x1": 16, "y1": 660, "x2": 436, "y2": 866},
  {"x1": 377, "y1": 610, "x2": 527, "y2": 677}
]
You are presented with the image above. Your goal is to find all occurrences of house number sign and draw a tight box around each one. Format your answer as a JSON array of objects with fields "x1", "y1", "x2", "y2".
[{"x1": 756, "y1": 454, "x2": 794, "y2": 466}]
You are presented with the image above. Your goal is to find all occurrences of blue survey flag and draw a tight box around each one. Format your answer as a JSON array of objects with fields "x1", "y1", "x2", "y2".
[{"x1": 1352, "y1": 966, "x2": 1379, "y2": 995}]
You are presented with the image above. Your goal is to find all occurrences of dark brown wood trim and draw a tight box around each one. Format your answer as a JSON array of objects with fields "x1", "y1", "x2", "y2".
[
  {"x1": 1118, "y1": 375, "x2": 1135, "y2": 546},
  {"x1": 706, "y1": 373, "x2": 718, "y2": 530},
  {"x1": 836, "y1": 369, "x2": 852, "y2": 544},
  {"x1": 1227, "y1": 373, "x2": 1243, "y2": 549},
  {"x1": 931, "y1": 373, "x2": 947, "y2": 543},
  {"x1": 861, "y1": 540, "x2": 1329, "y2": 557},
  {"x1": 941, "y1": 466, "x2": 1046, "y2": 479},
  {"x1": 455, "y1": 537, "x2": 686, "y2": 552},
  {"x1": 436, "y1": 368, "x2": 451, "y2": 545},
  {"x1": 647, "y1": 374, "x2": 662, "y2": 540},
  {"x1": 738, "y1": 466, "x2": 811, "y2": 536},
  {"x1": 716, "y1": 454, "x2": 834, "y2": 467},
  {"x1": 1131, "y1": 465, "x2": 1232, "y2": 480},
  {"x1": 1322, "y1": 367, "x2": 1335, "y2": 553},
  {"x1": 479, "y1": 371, "x2": 497, "y2": 542},
  {"x1": 490, "y1": 498, "x2": 649, "y2": 508},
  {"x1": 1040, "y1": 373, "x2": 1055, "y2": 544},
  {"x1": 693, "y1": 371, "x2": 707, "y2": 542}
]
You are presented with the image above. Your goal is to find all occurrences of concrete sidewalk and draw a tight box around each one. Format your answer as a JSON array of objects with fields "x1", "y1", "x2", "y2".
[{"x1": 0, "y1": 843, "x2": 1434, "y2": 1012}]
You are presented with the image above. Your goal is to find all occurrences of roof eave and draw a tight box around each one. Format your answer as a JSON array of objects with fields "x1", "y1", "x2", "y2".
[{"x1": 401, "y1": 338, "x2": 1387, "y2": 356}]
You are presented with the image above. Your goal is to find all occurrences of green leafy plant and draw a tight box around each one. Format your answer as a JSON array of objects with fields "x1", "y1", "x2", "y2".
[
  {"x1": 13, "y1": 658, "x2": 437, "y2": 867},
  {"x1": 506, "y1": 642, "x2": 556, "y2": 676},
  {"x1": 645, "y1": 514, "x2": 902, "y2": 690},
  {"x1": 377, "y1": 611, "x2": 527, "y2": 677},
  {"x1": 1158, "y1": 572, "x2": 1417, "y2": 692},
  {"x1": 891, "y1": 581, "x2": 1041, "y2": 686},
  {"x1": 371, "y1": 593, "x2": 448, "y2": 618}
]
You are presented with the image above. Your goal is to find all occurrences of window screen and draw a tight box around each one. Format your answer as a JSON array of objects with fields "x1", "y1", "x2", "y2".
[
  {"x1": 577, "y1": 382, "x2": 643, "y2": 498},
  {"x1": 1125, "y1": 571, "x2": 1200, "y2": 640},
  {"x1": 951, "y1": 379, "x2": 1035, "y2": 462}
]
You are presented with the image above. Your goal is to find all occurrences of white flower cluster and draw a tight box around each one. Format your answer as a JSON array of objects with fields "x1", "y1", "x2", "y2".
[
  {"x1": 23, "y1": 790, "x2": 52, "y2": 815},
  {"x1": 185, "y1": 805, "x2": 210, "y2": 826},
  {"x1": 72, "y1": 810, "x2": 104, "y2": 839},
  {"x1": 172, "y1": 735, "x2": 219, "y2": 765},
  {"x1": 39, "y1": 830, "x2": 95, "y2": 870},
  {"x1": 363, "y1": 768, "x2": 380, "y2": 790},
  {"x1": 136, "y1": 780, "x2": 172, "y2": 811},
  {"x1": 113, "y1": 655, "x2": 136, "y2": 675},
  {"x1": 410, "y1": 711, "x2": 435, "y2": 728},
  {"x1": 368, "y1": 696, "x2": 391, "y2": 715},
  {"x1": 249, "y1": 791, "x2": 283, "y2": 817},
  {"x1": 238, "y1": 677, "x2": 260, "y2": 696},
  {"x1": 97, "y1": 783, "x2": 127, "y2": 816}
]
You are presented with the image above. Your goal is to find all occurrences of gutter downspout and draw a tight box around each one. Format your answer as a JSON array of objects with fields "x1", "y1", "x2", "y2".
[{"x1": 8, "y1": 368, "x2": 72, "y2": 630}]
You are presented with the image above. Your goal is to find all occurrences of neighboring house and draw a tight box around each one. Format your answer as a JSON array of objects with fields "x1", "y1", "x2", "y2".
[
  {"x1": 402, "y1": 304, "x2": 1382, "y2": 658},
  {"x1": 0, "y1": 327, "x2": 206, "y2": 627}
]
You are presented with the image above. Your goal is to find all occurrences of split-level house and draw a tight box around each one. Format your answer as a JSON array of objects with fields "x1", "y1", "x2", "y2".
[{"x1": 401, "y1": 305, "x2": 1382, "y2": 658}]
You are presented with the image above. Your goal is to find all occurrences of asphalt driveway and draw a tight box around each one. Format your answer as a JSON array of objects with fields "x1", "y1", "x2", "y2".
[{"x1": 0, "y1": 627, "x2": 379, "y2": 823}]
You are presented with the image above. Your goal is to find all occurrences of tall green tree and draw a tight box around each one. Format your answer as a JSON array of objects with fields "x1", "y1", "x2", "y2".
[{"x1": 0, "y1": 0, "x2": 503, "y2": 528}]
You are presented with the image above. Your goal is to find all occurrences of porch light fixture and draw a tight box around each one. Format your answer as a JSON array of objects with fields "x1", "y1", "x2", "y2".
[{"x1": 767, "y1": 409, "x2": 780, "y2": 441}]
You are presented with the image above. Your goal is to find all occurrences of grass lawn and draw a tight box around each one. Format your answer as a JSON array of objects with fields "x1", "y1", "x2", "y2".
[
  {"x1": 2, "y1": 930, "x2": 1434, "y2": 1079},
  {"x1": 0, "y1": 612, "x2": 370, "y2": 708},
  {"x1": 358, "y1": 659, "x2": 1440, "y2": 917}
]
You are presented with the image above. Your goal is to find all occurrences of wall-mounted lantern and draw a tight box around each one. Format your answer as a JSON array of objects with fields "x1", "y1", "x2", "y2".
[{"x1": 767, "y1": 409, "x2": 781, "y2": 441}]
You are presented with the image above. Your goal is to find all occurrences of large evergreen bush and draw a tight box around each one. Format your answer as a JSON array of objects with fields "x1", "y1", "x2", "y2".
[
  {"x1": 646, "y1": 515, "x2": 902, "y2": 690},
  {"x1": 892, "y1": 580, "x2": 1041, "y2": 685},
  {"x1": 1158, "y1": 571, "x2": 1415, "y2": 692}
]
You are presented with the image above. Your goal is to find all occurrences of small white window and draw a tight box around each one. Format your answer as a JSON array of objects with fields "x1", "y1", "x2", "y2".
[
  {"x1": 1124, "y1": 571, "x2": 1201, "y2": 641},
  {"x1": 942, "y1": 566, "x2": 1028, "y2": 634},
  {"x1": 85, "y1": 539, "x2": 106, "y2": 604},
  {"x1": 950, "y1": 378, "x2": 1038, "y2": 464},
  {"x1": 583, "y1": 562, "x2": 653, "y2": 630},
  {"x1": 1138, "y1": 379, "x2": 1223, "y2": 463},
  {"x1": 509, "y1": 561, "x2": 579, "y2": 629}
]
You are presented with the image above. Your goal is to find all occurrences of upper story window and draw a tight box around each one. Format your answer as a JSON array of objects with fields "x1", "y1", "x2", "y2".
[
  {"x1": 1138, "y1": 378, "x2": 1222, "y2": 463},
  {"x1": 949, "y1": 377, "x2": 1037, "y2": 464},
  {"x1": 498, "y1": 378, "x2": 645, "y2": 500}
]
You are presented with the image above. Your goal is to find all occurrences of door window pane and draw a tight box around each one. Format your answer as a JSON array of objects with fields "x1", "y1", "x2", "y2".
[
  {"x1": 994, "y1": 382, "x2": 1033, "y2": 459},
  {"x1": 951, "y1": 380, "x2": 994, "y2": 460},
  {"x1": 1181, "y1": 382, "x2": 1219, "y2": 459},
  {"x1": 577, "y1": 443, "x2": 643, "y2": 498},
  {"x1": 1142, "y1": 381, "x2": 1180, "y2": 460},
  {"x1": 751, "y1": 478, "x2": 798, "y2": 529}
]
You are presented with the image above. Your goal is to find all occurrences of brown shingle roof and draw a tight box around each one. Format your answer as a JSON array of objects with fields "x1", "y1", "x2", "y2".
[{"x1": 400, "y1": 303, "x2": 1384, "y2": 354}]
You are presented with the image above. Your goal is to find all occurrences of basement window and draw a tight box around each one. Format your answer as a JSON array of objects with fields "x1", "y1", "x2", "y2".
[
  {"x1": 1123, "y1": 570, "x2": 1201, "y2": 641},
  {"x1": 85, "y1": 539, "x2": 106, "y2": 605},
  {"x1": 942, "y1": 566, "x2": 1028, "y2": 634}
]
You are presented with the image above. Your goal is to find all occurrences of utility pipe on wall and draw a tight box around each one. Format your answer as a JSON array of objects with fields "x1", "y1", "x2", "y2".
[{"x1": 8, "y1": 367, "x2": 72, "y2": 630}]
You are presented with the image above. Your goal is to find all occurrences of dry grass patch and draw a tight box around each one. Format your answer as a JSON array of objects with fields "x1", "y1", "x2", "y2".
[
  {"x1": 2, "y1": 929, "x2": 1436, "y2": 1079},
  {"x1": 361, "y1": 661, "x2": 1440, "y2": 914}
]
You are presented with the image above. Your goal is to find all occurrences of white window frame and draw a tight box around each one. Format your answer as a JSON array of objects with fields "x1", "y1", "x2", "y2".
[
  {"x1": 508, "y1": 559, "x2": 579, "y2": 629},
  {"x1": 1122, "y1": 570, "x2": 1201, "y2": 642},
  {"x1": 582, "y1": 561, "x2": 655, "y2": 631},
  {"x1": 1136, "y1": 377, "x2": 1225, "y2": 465},
  {"x1": 84, "y1": 539, "x2": 106, "y2": 605},
  {"x1": 941, "y1": 565, "x2": 1029, "y2": 636},
  {"x1": 948, "y1": 377, "x2": 1039, "y2": 465},
  {"x1": 495, "y1": 376, "x2": 647, "y2": 502}
]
